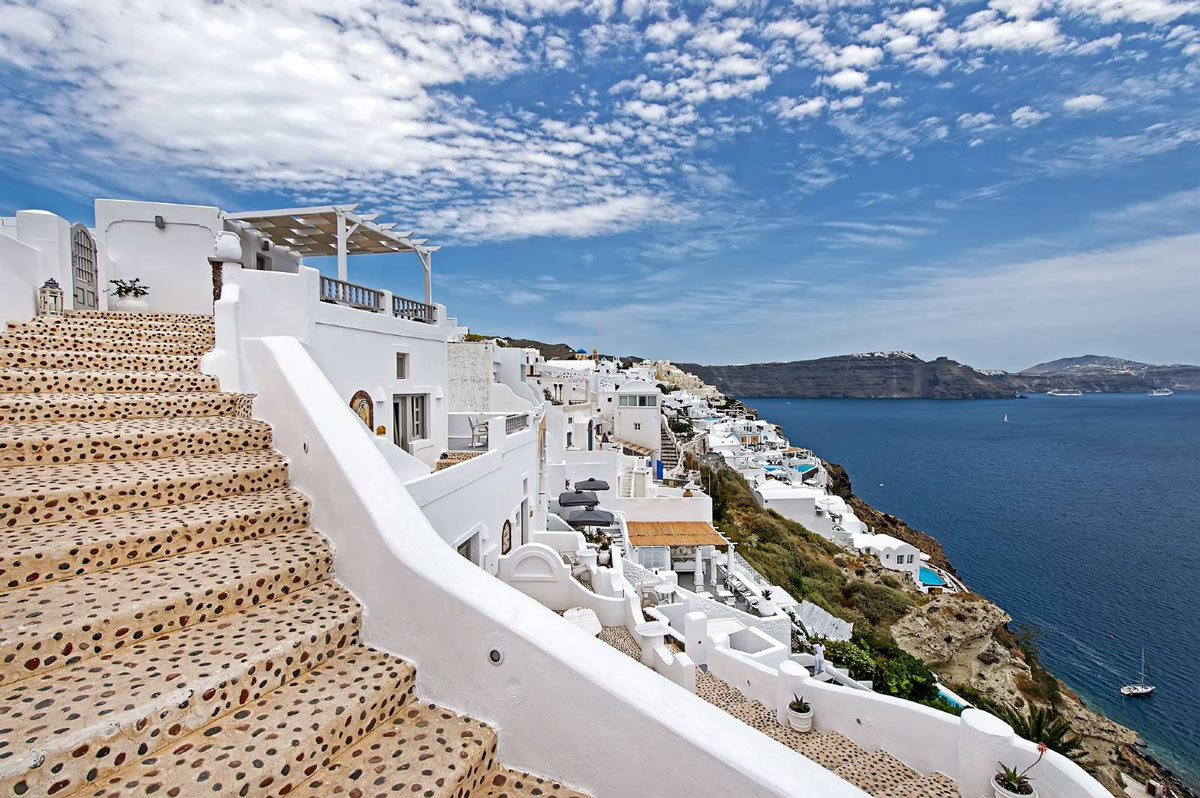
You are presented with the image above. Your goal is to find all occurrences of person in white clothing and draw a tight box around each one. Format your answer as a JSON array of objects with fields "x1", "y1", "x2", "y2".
[{"x1": 813, "y1": 641, "x2": 826, "y2": 675}]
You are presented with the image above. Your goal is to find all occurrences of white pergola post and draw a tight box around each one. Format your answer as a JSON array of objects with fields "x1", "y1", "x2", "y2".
[{"x1": 335, "y1": 209, "x2": 348, "y2": 282}]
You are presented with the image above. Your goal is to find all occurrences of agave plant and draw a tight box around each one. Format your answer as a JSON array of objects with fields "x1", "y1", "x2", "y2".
[
  {"x1": 1000, "y1": 704, "x2": 1085, "y2": 758},
  {"x1": 996, "y1": 742, "x2": 1047, "y2": 796}
]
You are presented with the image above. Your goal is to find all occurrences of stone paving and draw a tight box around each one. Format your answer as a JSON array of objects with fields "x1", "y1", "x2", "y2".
[{"x1": 0, "y1": 311, "x2": 589, "y2": 798}]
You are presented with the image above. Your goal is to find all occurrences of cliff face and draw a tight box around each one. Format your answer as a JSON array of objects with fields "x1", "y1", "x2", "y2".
[
  {"x1": 828, "y1": 459, "x2": 1189, "y2": 797},
  {"x1": 679, "y1": 353, "x2": 1012, "y2": 399},
  {"x1": 678, "y1": 352, "x2": 1200, "y2": 398}
]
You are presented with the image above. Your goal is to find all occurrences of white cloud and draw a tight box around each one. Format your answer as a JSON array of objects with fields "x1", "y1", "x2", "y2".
[
  {"x1": 772, "y1": 95, "x2": 828, "y2": 120},
  {"x1": 824, "y1": 68, "x2": 870, "y2": 91},
  {"x1": 1057, "y1": 0, "x2": 1200, "y2": 25},
  {"x1": 896, "y1": 7, "x2": 946, "y2": 33},
  {"x1": 645, "y1": 16, "x2": 691, "y2": 45},
  {"x1": 1011, "y1": 105, "x2": 1051, "y2": 126},
  {"x1": 621, "y1": 99, "x2": 670, "y2": 122},
  {"x1": 957, "y1": 111, "x2": 997, "y2": 129},
  {"x1": 1063, "y1": 93, "x2": 1108, "y2": 112},
  {"x1": 831, "y1": 95, "x2": 865, "y2": 111}
]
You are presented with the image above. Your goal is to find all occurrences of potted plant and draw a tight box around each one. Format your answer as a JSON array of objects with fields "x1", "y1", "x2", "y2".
[
  {"x1": 596, "y1": 535, "x2": 612, "y2": 567},
  {"x1": 994, "y1": 743, "x2": 1047, "y2": 798},
  {"x1": 787, "y1": 694, "x2": 813, "y2": 733},
  {"x1": 108, "y1": 278, "x2": 150, "y2": 312}
]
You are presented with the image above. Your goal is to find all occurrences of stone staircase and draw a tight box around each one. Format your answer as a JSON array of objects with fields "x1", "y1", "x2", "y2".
[
  {"x1": 694, "y1": 671, "x2": 960, "y2": 798},
  {"x1": 659, "y1": 418, "x2": 680, "y2": 471},
  {"x1": 0, "y1": 310, "x2": 586, "y2": 798}
]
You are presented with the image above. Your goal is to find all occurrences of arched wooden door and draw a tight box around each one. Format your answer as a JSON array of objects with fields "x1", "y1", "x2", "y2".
[{"x1": 70, "y1": 224, "x2": 98, "y2": 309}]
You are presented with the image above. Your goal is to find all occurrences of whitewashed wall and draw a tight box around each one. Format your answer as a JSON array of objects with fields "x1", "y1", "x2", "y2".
[
  {"x1": 95, "y1": 199, "x2": 220, "y2": 314},
  {"x1": 240, "y1": 335, "x2": 867, "y2": 798},
  {"x1": 448, "y1": 341, "x2": 493, "y2": 411}
]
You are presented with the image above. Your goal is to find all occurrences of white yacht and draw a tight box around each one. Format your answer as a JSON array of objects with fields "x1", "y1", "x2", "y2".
[
  {"x1": 1148, "y1": 388, "x2": 1174, "y2": 397},
  {"x1": 1047, "y1": 389, "x2": 1083, "y2": 397},
  {"x1": 1121, "y1": 649, "x2": 1156, "y2": 698}
]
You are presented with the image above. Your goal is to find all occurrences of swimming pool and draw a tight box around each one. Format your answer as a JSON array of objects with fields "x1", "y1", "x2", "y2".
[
  {"x1": 919, "y1": 567, "x2": 946, "y2": 587},
  {"x1": 937, "y1": 685, "x2": 968, "y2": 708},
  {"x1": 794, "y1": 464, "x2": 816, "y2": 474}
]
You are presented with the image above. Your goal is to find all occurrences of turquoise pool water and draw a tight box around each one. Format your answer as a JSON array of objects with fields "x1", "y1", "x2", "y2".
[
  {"x1": 919, "y1": 566, "x2": 946, "y2": 587},
  {"x1": 938, "y1": 686, "x2": 968, "y2": 708},
  {"x1": 794, "y1": 464, "x2": 816, "y2": 473}
]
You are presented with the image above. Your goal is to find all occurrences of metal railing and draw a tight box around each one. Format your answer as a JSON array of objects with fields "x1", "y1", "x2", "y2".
[
  {"x1": 505, "y1": 413, "x2": 530, "y2": 435},
  {"x1": 320, "y1": 276, "x2": 382, "y2": 311},
  {"x1": 393, "y1": 295, "x2": 436, "y2": 324}
]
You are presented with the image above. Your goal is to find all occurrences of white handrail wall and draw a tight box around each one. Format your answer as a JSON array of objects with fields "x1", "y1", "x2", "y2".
[{"x1": 244, "y1": 335, "x2": 868, "y2": 798}]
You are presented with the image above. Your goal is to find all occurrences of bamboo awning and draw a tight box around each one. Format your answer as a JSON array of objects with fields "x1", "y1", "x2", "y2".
[
  {"x1": 611, "y1": 438, "x2": 654, "y2": 457},
  {"x1": 626, "y1": 521, "x2": 728, "y2": 549}
]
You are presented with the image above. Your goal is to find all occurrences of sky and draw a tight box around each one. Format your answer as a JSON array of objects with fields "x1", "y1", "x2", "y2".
[{"x1": 1, "y1": 0, "x2": 1198, "y2": 371}]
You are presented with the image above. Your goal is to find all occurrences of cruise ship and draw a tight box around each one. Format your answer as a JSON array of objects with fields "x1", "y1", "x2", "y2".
[
  {"x1": 0, "y1": 198, "x2": 1114, "y2": 798},
  {"x1": 1148, "y1": 388, "x2": 1175, "y2": 396},
  {"x1": 1048, "y1": 388, "x2": 1084, "y2": 396}
]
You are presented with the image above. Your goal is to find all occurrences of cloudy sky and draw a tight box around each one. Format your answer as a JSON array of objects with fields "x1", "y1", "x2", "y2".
[{"x1": 2, "y1": 0, "x2": 1198, "y2": 369}]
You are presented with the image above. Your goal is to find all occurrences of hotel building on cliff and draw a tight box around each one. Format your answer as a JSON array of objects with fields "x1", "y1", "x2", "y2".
[{"x1": 0, "y1": 197, "x2": 1109, "y2": 798}]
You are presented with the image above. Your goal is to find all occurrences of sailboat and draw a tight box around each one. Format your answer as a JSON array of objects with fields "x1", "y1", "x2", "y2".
[
  {"x1": 1002, "y1": 414, "x2": 1009, "y2": 424},
  {"x1": 1120, "y1": 648, "x2": 1156, "y2": 697}
]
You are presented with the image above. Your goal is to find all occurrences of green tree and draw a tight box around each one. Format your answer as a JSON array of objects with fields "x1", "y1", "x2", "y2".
[{"x1": 999, "y1": 704, "x2": 1085, "y2": 759}]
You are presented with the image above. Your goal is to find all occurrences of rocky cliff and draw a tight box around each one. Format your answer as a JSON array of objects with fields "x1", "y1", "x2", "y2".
[
  {"x1": 824, "y1": 459, "x2": 1192, "y2": 797},
  {"x1": 679, "y1": 352, "x2": 1013, "y2": 399}
]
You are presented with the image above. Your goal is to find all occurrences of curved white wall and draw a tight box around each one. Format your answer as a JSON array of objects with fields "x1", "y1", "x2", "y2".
[{"x1": 242, "y1": 335, "x2": 868, "y2": 798}]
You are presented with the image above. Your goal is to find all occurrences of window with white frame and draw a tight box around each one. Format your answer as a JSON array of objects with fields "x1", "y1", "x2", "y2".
[
  {"x1": 639, "y1": 546, "x2": 670, "y2": 570},
  {"x1": 395, "y1": 353, "x2": 408, "y2": 379}
]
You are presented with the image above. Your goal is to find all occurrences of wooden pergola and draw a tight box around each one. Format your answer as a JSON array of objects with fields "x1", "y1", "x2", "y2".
[{"x1": 225, "y1": 204, "x2": 439, "y2": 304}]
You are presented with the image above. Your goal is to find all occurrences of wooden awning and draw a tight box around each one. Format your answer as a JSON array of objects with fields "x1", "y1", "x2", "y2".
[{"x1": 626, "y1": 521, "x2": 728, "y2": 549}]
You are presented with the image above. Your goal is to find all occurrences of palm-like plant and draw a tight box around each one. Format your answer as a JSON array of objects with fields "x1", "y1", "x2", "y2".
[{"x1": 1000, "y1": 704, "x2": 1085, "y2": 759}]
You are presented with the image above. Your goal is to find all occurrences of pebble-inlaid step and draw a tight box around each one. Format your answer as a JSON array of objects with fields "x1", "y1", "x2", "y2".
[
  {"x1": 0, "y1": 332, "x2": 212, "y2": 357},
  {"x1": 65, "y1": 310, "x2": 214, "y2": 325},
  {"x1": 299, "y1": 701, "x2": 498, "y2": 798},
  {"x1": 474, "y1": 769, "x2": 591, "y2": 798},
  {"x1": 0, "y1": 415, "x2": 272, "y2": 466},
  {"x1": 876, "y1": 771, "x2": 962, "y2": 798},
  {"x1": 0, "y1": 367, "x2": 218, "y2": 395},
  {"x1": 6, "y1": 319, "x2": 213, "y2": 346},
  {"x1": 0, "y1": 581, "x2": 360, "y2": 798},
  {"x1": 0, "y1": 449, "x2": 289, "y2": 527},
  {"x1": 0, "y1": 348, "x2": 201, "y2": 373},
  {"x1": 835, "y1": 748, "x2": 920, "y2": 795},
  {"x1": 0, "y1": 486, "x2": 310, "y2": 589},
  {"x1": 0, "y1": 391, "x2": 253, "y2": 423},
  {"x1": 85, "y1": 646, "x2": 417, "y2": 798},
  {"x1": 0, "y1": 527, "x2": 331, "y2": 685}
]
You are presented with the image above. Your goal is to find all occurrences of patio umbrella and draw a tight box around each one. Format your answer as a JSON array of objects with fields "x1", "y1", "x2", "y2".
[
  {"x1": 573, "y1": 477, "x2": 610, "y2": 491},
  {"x1": 558, "y1": 490, "x2": 599, "y2": 508},
  {"x1": 567, "y1": 508, "x2": 615, "y2": 527}
]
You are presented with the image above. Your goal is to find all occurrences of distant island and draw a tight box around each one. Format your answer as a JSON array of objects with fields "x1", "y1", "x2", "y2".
[{"x1": 675, "y1": 352, "x2": 1200, "y2": 399}]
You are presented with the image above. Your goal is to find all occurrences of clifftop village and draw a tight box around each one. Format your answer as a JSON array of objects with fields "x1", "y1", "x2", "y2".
[{"x1": 0, "y1": 199, "x2": 1121, "y2": 798}]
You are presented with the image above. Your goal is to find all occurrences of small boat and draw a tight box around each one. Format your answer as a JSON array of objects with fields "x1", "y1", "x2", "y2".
[
  {"x1": 1002, "y1": 414, "x2": 1009, "y2": 424},
  {"x1": 1048, "y1": 389, "x2": 1083, "y2": 397},
  {"x1": 1121, "y1": 648, "x2": 1156, "y2": 698},
  {"x1": 1148, "y1": 388, "x2": 1174, "y2": 397}
]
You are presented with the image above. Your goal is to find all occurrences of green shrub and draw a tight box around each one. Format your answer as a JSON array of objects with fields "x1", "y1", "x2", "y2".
[
  {"x1": 843, "y1": 581, "x2": 914, "y2": 627},
  {"x1": 823, "y1": 640, "x2": 876, "y2": 681}
]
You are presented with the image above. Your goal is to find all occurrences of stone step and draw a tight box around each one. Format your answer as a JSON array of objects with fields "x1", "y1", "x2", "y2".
[
  {"x1": 0, "y1": 347, "x2": 201, "y2": 372},
  {"x1": 0, "y1": 367, "x2": 218, "y2": 394},
  {"x1": 85, "y1": 645, "x2": 416, "y2": 798},
  {"x1": 299, "y1": 701, "x2": 497, "y2": 798},
  {"x1": 0, "y1": 526, "x2": 331, "y2": 685},
  {"x1": 876, "y1": 771, "x2": 961, "y2": 798},
  {"x1": 834, "y1": 748, "x2": 920, "y2": 796},
  {"x1": 8, "y1": 317, "x2": 214, "y2": 344},
  {"x1": 0, "y1": 449, "x2": 289, "y2": 527},
  {"x1": 0, "y1": 415, "x2": 272, "y2": 466},
  {"x1": 0, "y1": 486, "x2": 310, "y2": 590},
  {"x1": 65, "y1": 310, "x2": 213, "y2": 325},
  {"x1": 0, "y1": 580, "x2": 359, "y2": 798},
  {"x1": 0, "y1": 331, "x2": 212, "y2": 356},
  {"x1": 474, "y1": 768, "x2": 591, "y2": 798},
  {"x1": 0, "y1": 390, "x2": 252, "y2": 423}
]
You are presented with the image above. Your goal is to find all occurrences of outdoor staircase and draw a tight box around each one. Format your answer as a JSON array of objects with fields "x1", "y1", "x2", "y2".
[
  {"x1": 695, "y1": 671, "x2": 961, "y2": 798},
  {"x1": 0, "y1": 310, "x2": 587, "y2": 798},
  {"x1": 660, "y1": 418, "x2": 680, "y2": 471}
]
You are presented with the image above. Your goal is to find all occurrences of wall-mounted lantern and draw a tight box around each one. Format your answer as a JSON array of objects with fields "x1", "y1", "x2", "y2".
[
  {"x1": 38, "y1": 278, "x2": 64, "y2": 316},
  {"x1": 154, "y1": 215, "x2": 166, "y2": 229}
]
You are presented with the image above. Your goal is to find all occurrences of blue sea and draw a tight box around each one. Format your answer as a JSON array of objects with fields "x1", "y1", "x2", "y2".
[{"x1": 740, "y1": 393, "x2": 1200, "y2": 789}]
